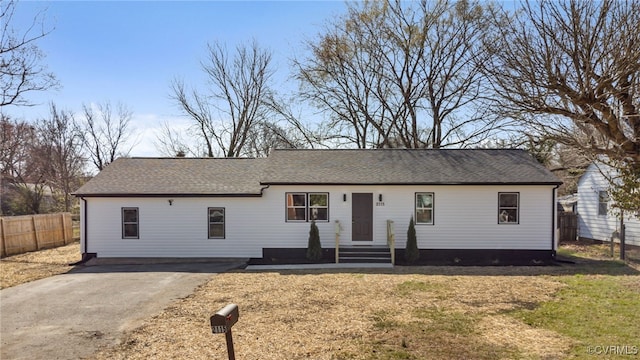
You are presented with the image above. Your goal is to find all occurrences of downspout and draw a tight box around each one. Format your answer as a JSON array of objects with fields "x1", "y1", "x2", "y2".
[
  {"x1": 71, "y1": 197, "x2": 95, "y2": 265},
  {"x1": 82, "y1": 197, "x2": 88, "y2": 259},
  {"x1": 551, "y1": 184, "x2": 560, "y2": 259}
]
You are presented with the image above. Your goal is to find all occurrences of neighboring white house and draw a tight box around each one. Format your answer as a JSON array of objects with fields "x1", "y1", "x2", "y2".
[
  {"x1": 73, "y1": 149, "x2": 563, "y2": 265},
  {"x1": 576, "y1": 162, "x2": 639, "y2": 247}
]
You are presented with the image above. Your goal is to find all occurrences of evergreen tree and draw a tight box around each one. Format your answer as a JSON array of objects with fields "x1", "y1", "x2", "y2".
[
  {"x1": 306, "y1": 220, "x2": 322, "y2": 261},
  {"x1": 405, "y1": 217, "x2": 419, "y2": 263}
]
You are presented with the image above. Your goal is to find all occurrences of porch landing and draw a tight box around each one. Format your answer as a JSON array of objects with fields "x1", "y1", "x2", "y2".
[{"x1": 245, "y1": 262, "x2": 393, "y2": 270}]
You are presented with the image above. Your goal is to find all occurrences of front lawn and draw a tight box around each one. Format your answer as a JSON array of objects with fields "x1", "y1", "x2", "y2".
[
  {"x1": 90, "y1": 252, "x2": 639, "y2": 360},
  {"x1": 2, "y1": 240, "x2": 637, "y2": 359},
  {"x1": 514, "y1": 274, "x2": 640, "y2": 359}
]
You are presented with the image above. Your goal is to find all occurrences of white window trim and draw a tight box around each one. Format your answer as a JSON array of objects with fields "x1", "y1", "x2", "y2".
[
  {"x1": 309, "y1": 192, "x2": 329, "y2": 222},
  {"x1": 498, "y1": 192, "x2": 519, "y2": 224},
  {"x1": 415, "y1": 192, "x2": 434, "y2": 225},
  {"x1": 122, "y1": 207, "x2": 139, "y2": 239},
  {"x1": 286, "y1": 192, "x2": 329, "y2": 222},
  {"x1": 597, "y1": 190, "x2": 609, "y2": 216},
  {"x1": 208, "y1": 207, "x2": 225, "y2": 239},
  {"x1": 286, "y1": 193, "x2": 308, "y2": 222}
]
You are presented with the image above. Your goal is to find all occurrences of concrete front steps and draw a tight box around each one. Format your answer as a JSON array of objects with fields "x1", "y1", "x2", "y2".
[{"x1": 338, "y1": 246, "x2": 392, "y2": 264}]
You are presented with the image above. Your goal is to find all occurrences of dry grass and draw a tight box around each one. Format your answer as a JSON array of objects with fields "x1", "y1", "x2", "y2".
[
  {"x1": 3, "y1": 241, "x2": 638, "y2": 359},
  {"x1": 559, "y1": 240, "x2": 640, "y2": 271},
  {"x1": 91, "y1": 270, "x2": 577, "y2": 360},
  {"x1": 0, "y1": 241, "x2": 81, "y2": 289}
]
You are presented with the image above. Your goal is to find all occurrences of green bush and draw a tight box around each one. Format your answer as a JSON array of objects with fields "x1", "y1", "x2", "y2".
[
  {"x1": 405, "y1": 216, "x2": 419, "y2": 263},
  {"x1": 306, "y1": 220, "x2": 323, "y2": 261}
]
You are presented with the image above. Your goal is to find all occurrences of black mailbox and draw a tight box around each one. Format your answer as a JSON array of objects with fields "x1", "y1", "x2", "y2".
[{"x1": 210, "y1": 304, "x2": 239, "y2": 334}]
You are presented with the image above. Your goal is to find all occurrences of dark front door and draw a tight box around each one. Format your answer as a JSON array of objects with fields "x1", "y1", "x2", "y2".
[{"x1": 352, "y1": 193, "x2": 373, "y2": 241}]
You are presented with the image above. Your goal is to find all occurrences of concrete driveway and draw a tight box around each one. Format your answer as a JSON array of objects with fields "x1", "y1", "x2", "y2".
[{"x1": 0, "y1": 261, "x2": 245, "y2": 360}]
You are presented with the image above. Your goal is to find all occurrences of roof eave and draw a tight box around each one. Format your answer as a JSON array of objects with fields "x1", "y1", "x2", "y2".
[
  {"x1": 260, "y1": 181, "x2": 563, "y2": 186},
  {"x1": 72, "y1": 192, "x2": 263, "y2": 198}
]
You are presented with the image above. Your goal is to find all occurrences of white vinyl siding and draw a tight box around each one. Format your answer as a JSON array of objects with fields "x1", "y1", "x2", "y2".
[
  {"x1": 86, "y1": 198, "x2": 266, "y2": 258},
  {"x1": 82, "y1": 184, "x2": 557, "y2": 258},
  {"x1": 577, "y1": 163, "x2": 639, "y2": 246}
]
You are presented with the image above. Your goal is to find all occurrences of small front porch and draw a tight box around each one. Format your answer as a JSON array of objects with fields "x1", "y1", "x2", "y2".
[
  {"x1": 337, "y1": 246, "x2": 392, "y2": 264},
  {"x1": 333, "y1": 219, "x2": 397, "y2": 265}
]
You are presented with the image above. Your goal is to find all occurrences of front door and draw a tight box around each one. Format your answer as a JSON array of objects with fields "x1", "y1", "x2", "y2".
[{"x1": 352, "y1": 193, "x2": 373, "y2": 241}]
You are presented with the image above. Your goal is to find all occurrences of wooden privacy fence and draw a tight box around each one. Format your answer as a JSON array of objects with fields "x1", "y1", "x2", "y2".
[
  {"x1": 558, "y1": 213, "x2": 578, "y2": 242},
  {"x1": 0, "y1": 213, "x2": 75, "y2": 258}
]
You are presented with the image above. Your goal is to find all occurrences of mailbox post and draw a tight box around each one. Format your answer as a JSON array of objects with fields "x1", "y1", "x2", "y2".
[{"x1": 210, "y1": 304, "x2": 239, "y2": 360}]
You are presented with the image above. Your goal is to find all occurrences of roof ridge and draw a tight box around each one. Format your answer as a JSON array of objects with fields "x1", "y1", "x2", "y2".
[
  {"x1": 270, "y1": 148, "x2": 525, "y2": 152},
  {"x1": 128, "y1": 157, "x2": 260, "y2": 160}
]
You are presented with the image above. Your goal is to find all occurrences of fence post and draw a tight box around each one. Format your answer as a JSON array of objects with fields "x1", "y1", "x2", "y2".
[
  {"x1": 32, "y1": 215, "x2": 40, "y2": 251},
  {"x1": 387, "y1": 220, "x2": 395, "y2": 265},
  {"x1": 61, "y1": 213, "x2": 68, "y2": 244},
  {"x1": 1, "y1": 217, "x2": 5, "y2": 257}
]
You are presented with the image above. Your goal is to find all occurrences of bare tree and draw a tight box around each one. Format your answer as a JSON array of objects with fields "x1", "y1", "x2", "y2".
[
  {"x1": 38, "y1": 104, "x2": 85, "y2": 212},
  {"x1": 297, "y1": 0, "x2": 503, "y2": 149},
  {"x1": 484, "y1": 0, "x2": 640, "y2": 175},
  {"x1": 78, "y1": 101, "x2": 135, "y2": 172},
  {"x1": 154, "y1": 121, "x2": 195, "y2": 157},
  {"x1": 295, "y1": 12, "x2": 390, "y2": 148},
  {"x1": 0, "y1": 0, "x2": 57, "y2": 107},
  {"x1": 244, "y1": 120, "x2": 305, "y2": 157},
  {"x1": 170, "y1": 40, "x2": 275, "y2": 157},
  {"x1": 0, "y1": 115, "x2": 48, "y2": 214}
]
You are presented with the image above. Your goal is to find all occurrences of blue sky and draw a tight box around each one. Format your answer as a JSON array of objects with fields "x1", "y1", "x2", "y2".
[{"x1": 6, "y1": 1, "x2": 348, "y2": 156}]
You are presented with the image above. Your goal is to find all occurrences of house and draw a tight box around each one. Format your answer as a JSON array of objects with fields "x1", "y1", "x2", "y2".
[
  {"x1": 576, "y1": 162, "x2": 639, "y2": 247},
  {"x1": 73, "y1": 149, "x2": 562, "y2": 265},
  {"x1": 557, "y1": 194, "x2": 577, "y2": 214}
]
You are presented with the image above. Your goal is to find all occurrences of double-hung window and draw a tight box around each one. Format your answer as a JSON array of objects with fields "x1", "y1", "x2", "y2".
[
  {"x1": 415, "y1": 192, "x2": 434, "y2": 224},
  {"x1": 122, "y1": 207, "x2": 139, "y2": 239},
  {"x1": 286, "y1": 193, "x2": 329, "y2": 222},
  {"x1": 498, "y1": 193, "x2": 519, "y2": 224},
  {"x1": 598, "y1": 191, "x2": 608, "y2": 216},
  {"x1": 208, "y1": 207, "x2": 225, "y2": 238}
]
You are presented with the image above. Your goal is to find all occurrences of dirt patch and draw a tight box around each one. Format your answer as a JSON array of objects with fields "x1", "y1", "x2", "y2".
[
  {"x1": 478, "y1": 315, "x2": 573, "y2": 359},
  {"x1": 0, "y1": 242, "x2": 81, "y2": 289}
]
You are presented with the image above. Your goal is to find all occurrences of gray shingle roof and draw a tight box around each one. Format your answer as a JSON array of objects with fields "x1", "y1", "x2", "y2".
[
  {"x1": 262, "y1": 149, "x2": 562, "y2": 185},
  {"x1": 74, "y1": 158, "x2": 266, "y2": 196},
  {"x1": 74, "y1": 149, "x2": 561, "y2": 197}
]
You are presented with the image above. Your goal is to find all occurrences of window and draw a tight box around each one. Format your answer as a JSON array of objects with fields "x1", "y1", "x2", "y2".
[
  {"x1": 415, "y1": 193, "x2": 434, "y2": 224},
  {"x1": 286, "y1": 193, "x2": 307, "y2": 221},
  {"x1": 498, "y1": 193, "x2": 519, "y2": 224},
  {"x1": 309, "y1": 193, "x2": 329, "y2": 221},
  {"x1": 122, "y1": 207, "x2": 139, "y2": 238},
  {"x1": 208, "y1": 207, "x2": 225, "y2": 238},
  {"x1": 598, "y1": 191, "x2": 609, "y2": 216},
  {"x1": 286, "y1": 192, "x2": 329, "y2": 222}
]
